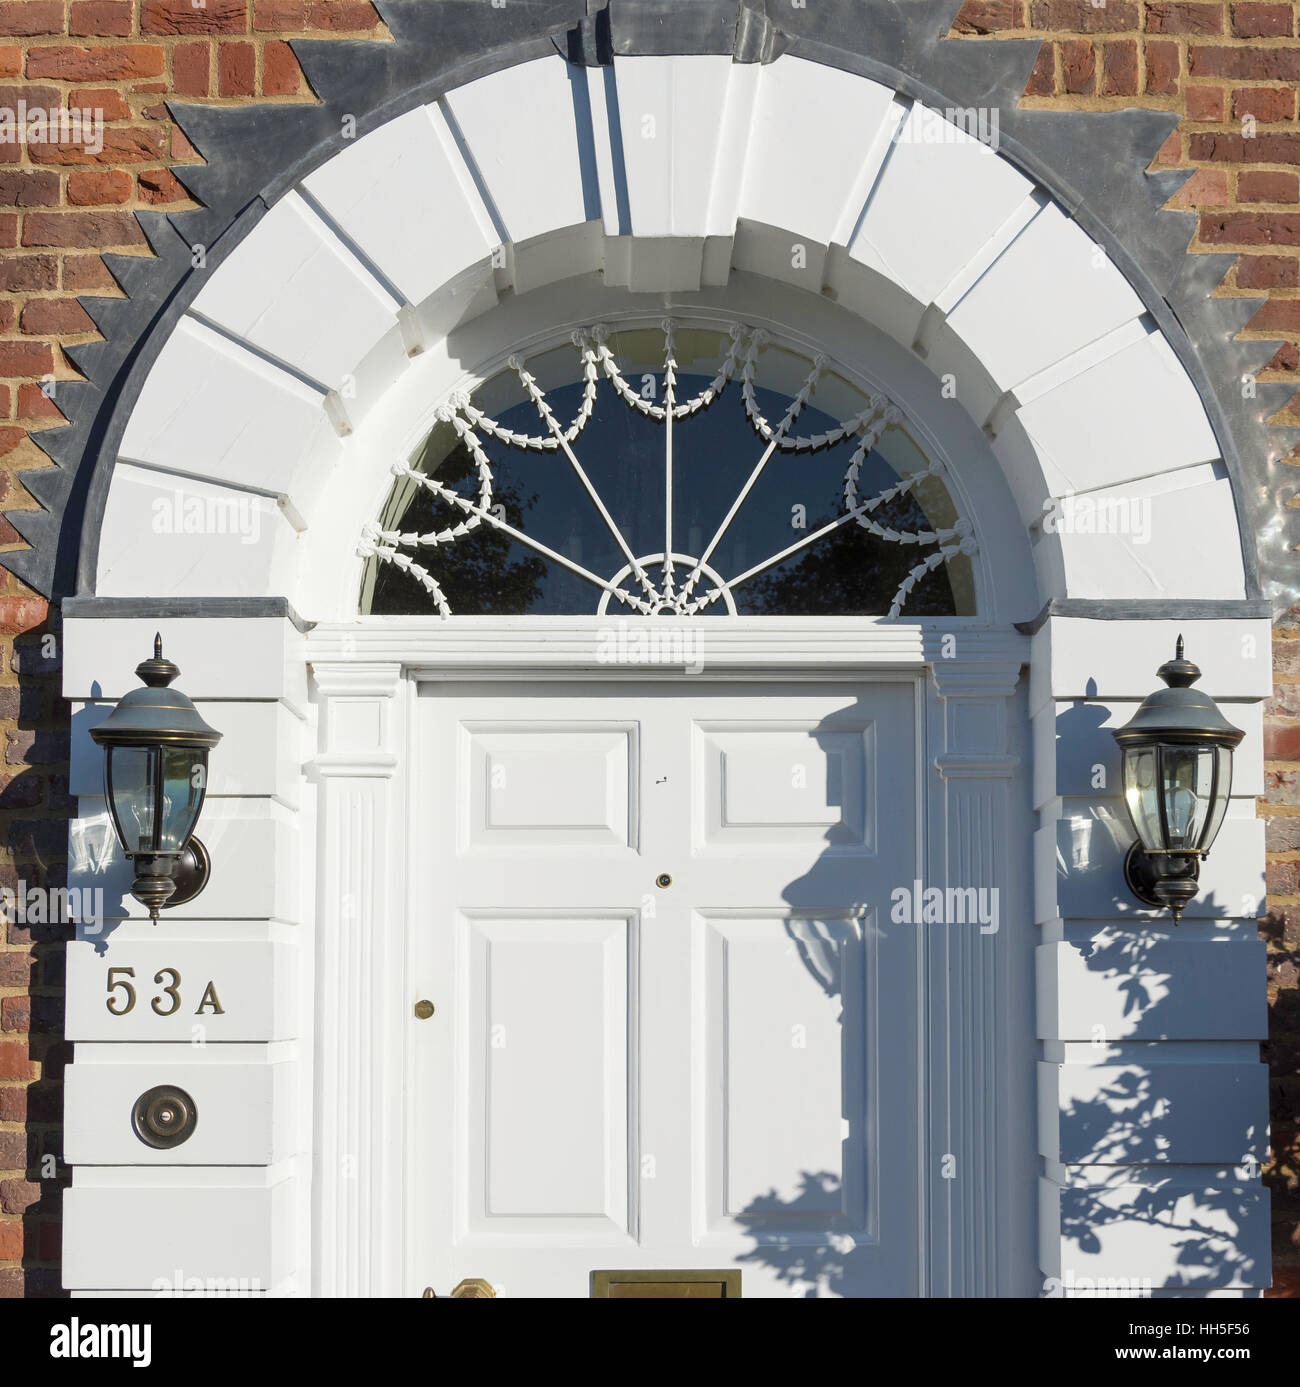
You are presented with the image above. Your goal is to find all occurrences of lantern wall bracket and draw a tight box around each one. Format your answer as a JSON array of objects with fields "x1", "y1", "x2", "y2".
[
  {"x1": 166, "y1": 836, "x2": 211, "y2": 910},
  {"x1": 1122, "y1": 841, "x2": 1201, "y2": 917}
]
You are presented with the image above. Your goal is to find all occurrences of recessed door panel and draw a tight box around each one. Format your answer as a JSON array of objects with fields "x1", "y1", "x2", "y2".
[
  {"x1": 697, "y1": 911, "x2": 870, "y2": 1238},
  {"x1": 696, "y1": 721, "x2": 876, "y2": 853},
  {"x1": 460, "y1": 723, "x2": 638, "y2": 851},
  {"x1": 463, "y1": 912, "x2": 632, "y2": 1239}
]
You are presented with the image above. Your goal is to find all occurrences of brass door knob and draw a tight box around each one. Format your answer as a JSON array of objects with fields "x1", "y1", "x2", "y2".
[
  {"x1": 414, "y1": 999, "x2": 435, "y2": 1019},
  {"x1": 451, "y1": 1278, "x2": 497, "y2": 1298}
]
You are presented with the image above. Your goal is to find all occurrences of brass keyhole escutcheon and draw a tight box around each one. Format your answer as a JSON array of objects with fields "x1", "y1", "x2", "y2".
[
  {"x1": 414, "y1": 999, "x2": 435, "y2": 1020},
  {"x1": 656, "y1": 873, "x2": 672, "y2": 889}
]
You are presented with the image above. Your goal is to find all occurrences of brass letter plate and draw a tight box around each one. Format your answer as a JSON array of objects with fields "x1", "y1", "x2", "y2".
[{"x1": 591, "y1": 1269, "x2": 740, "y2": 1298}]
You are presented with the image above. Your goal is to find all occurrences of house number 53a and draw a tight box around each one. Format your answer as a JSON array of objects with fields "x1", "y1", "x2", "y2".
[{"x1": 106, "y1": 967, "x2": 225, "y2": 1017}]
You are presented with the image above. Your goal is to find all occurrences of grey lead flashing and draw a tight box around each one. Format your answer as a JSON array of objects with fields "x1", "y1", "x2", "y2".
[
  {"x1": 62, "y1": 595, "x2": 315, "y2": 632},
  {"x1": 11, "y1": 0, "x2": 1293, "y2": 617},
  {"x1": 1014, "y1": 598, "x2": 1274, "y2": 637},
  {"x1": 606, "y1": 0, "x2": 761, "y2": 57},
  {"x1": 555, "y1": 0, "x2": 787, "y2": 64}
]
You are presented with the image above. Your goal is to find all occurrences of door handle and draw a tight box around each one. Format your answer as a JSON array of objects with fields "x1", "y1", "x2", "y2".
[{"x1": 421, "y1": 1279, "x2": 497, "y2": 1298}]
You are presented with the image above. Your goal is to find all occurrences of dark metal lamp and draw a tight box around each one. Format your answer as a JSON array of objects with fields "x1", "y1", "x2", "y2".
[
  {"x1": 90, "y1": 635, "x2": 221, "y2": 921},
  {"x1": 1112, "y1": 636, "x2": 1243, "y2": 921}
]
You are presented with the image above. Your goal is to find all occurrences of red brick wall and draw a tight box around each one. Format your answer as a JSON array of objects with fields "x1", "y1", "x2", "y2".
[{"x1": 0, "y1": 0, "x2": 1294, "y2": 1296}]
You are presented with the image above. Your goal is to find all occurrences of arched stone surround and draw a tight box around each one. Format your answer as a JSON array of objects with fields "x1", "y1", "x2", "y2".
[{"x1": 53, "y1": 10, "x2": 1274, "y2": 1299}]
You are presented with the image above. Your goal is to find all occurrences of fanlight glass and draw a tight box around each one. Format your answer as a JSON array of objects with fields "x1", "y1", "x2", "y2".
[
  {"x1": 105, "y1": 744, "x2": 207, "y2": 856},
  {"x1": 359, "y1": 323, "x2": 977, "y2": 619},
  {"x1": 1121, "y1": 743, "x2": 1232, "y2": 855}
]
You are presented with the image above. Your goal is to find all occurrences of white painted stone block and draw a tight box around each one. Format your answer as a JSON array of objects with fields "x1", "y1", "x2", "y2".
[
  {"x1": 63, "y1": 617, "x2": 304, "y2": 703},
  {"x1": 1038, "y1": 1058, "x2": 1268, "y2": 1163},
  {"x1": 1036, "y1": 939, "x2": 1268, "y2": 1040},
  {"x1": 118, "y1": 317, "x2": 337, "y2": 499},
  {"x1": 730, "y1": 220, "x2": 830, "y2": 294},
  {"x1": 1029, "y1": 618, "x2": 1273, "y2": 708},
  {"x1": 65, "y1": 1049, "x2": 296, "y2": 1165},
  {"x1": 96, "y1": 466, "x2": 288, "y2": 600},
  {"x1": 69, "y1": 797, "x2": 300, "y2": 923},
  {"x1": 72, "y1": 700, "x2": 303, "y2": 805},
  {"x1": 1031, "y1": 699, "x2": 1263, "y2": 809},
  {"x1": 738, "y1": 57, "x2": 897, "y2": 249},
  {"x1": 511, "y1": 222, "x2": 604, "y2": 297},
  {"x1": 1039, "y1": 1170, "x2": 1269, "y2": 1288},
  {"x1": 613, "y1": 55, "x2": 734, "y2": 237},
  {"x1": 443, "y1": 55, "x2": 590, "y2": 246},
  {"x1": 1047, "y1": 469, "x2": 1246, "y2": 602},
  {"x1": 1018, "y1": 329, "x2": 1220, "y2": 498},
  {"x1": 947, "y1": 201, "x2": 1144, "y2": 391},
  {"x1": 65, "y1": 938, "x2": 298, "y2": 1041},
  {"x1": 851, "y1": 102, "x2": 1032, "y2": 309},
  {"x1": 191, "y1": 193, "x2": 399, "y2": 388},
  {"x1": 302, "y1": 104, "x2": 498, "y2": 305},
  {"x1": 1035, "y1": 811, "x2": 1264, "y2": 922},
  {"x1": 63, "y1": 1169, "x2": 296, "y2": 1290}
]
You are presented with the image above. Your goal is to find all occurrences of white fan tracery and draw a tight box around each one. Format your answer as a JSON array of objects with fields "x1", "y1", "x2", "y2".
[{"x1": 357, "y1": 321, "x2": 978, "y2": 619}]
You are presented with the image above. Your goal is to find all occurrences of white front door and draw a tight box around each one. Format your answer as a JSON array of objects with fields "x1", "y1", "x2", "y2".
[{"x1": 409, "y1": 679, "x2": 922, "y2": 1297}]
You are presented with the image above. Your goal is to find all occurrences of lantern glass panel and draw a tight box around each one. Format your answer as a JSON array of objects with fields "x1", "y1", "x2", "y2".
[
  {"x1": 1160, "y1": 745, "x2": 1215, "y2": 852},
  {"x1": 158, "y1": 745, "x2": 205, "y2": 852},
  {"x1": 1200, "y1": 744, "x2": 1234, "y2": 854},
  {"x1": 106, "y1": 745, "x2": 156, "y2": 854},
  {"x1": 1123, "y1": 747, "x2": 1163, "y2": 851}
]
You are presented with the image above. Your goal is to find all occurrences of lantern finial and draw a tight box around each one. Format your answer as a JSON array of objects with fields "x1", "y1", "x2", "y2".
[
  {"x1": 135, "y1": 634, "x2": 180, "y2": 689},
  {"x1": 1157, "y1": 635, "x2": 1200, "y2": 690},
  {"x1": 1175, "y1": 633, "x2": 1183, "y2": 661}
]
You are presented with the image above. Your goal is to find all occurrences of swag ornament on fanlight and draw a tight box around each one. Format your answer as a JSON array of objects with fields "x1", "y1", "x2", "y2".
[{"x1": 357, "y1": 321, "x2": 978, "y2": 618}]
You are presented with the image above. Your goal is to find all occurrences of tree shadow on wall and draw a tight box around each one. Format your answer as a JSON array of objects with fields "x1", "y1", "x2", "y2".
[
  {"x1": 726, "y1": 691, "x2": 1268, "y2": 1298},
  {"x1": 1048, "y1": 917, "x2": 1267, "y2": 1295},
  {"x1": 1043, "y1": 686, "x2": 1268, "y2": 1295}
]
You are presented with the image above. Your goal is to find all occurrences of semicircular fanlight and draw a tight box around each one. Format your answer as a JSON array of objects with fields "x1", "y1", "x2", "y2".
[{"x1": 358, "y1": 320, "x2": 977, "y2": 619}]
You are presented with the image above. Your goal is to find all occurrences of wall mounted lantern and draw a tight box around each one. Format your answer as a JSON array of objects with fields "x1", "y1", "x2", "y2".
[
  {"x1": 1112, "y1": 636, "x2": 1243, "y2": 921},
  {"x1": 90, "y1": 636, "x2": 221, "y2": 921}
]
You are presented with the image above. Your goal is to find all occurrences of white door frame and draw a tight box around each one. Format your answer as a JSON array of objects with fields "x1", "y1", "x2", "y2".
[{"x1": 306, "y1": 616, "x2": 1032, "y2": 1297}]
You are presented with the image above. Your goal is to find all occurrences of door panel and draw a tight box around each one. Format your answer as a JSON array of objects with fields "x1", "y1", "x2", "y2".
[
  {"x1": 460, "y1": 723, "x2": 639, "y2": 851},
  {"x1": 464, "y1": 912, "x2": 631, "y2": 1236},
  {"x1": 698, "y1": 911, "x2": 870, "y2": 1237},
  {"x1": 412, "y1": 681, "x2": 920, "y2": 1298},
  {"x1": 696, "y1": 723, "x2": 874, "y2": 850}
]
